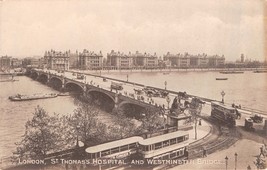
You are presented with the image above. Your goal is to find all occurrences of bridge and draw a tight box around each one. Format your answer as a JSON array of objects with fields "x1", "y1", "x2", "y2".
[
  {"x1": 27, "y1": 68, "x2": 267, "y2": 118},
  {"x1": 27, "y1": 69, "x2": 171, "y2": 116}
]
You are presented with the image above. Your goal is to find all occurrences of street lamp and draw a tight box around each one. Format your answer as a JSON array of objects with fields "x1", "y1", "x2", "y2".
[
  {"x1": 166, "y1": 96, "x2": 171, "y2": 109},
  {"x1": 76, "y1": 125, "x2": 80, "y2": 147},
  {"x1": 164, "y1": 81, "x2": 167, "y2": 90},
  {"x1": 127, "y1": 74, "x2": 129, "y2": 82},
  {"x1": 225, "y1": 156, "x2": 228, "y2": 170},
  {"x1": 221, "y1": 90, "x2": 225, "y2": 104},
  {"x1": 234, "y1": 153, "x2": 238, "y2": 170}
]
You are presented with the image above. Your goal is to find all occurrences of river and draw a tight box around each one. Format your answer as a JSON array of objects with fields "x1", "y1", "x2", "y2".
[{"x1": 0, "y1": 71, "x2": 266, "y2": 158}]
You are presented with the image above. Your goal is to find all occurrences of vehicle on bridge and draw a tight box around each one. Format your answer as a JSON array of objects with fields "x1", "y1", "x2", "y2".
[
  {"x1": 143, "y1": 87, "x2": 164, "y2": 97},
  {"x1": 137, "y1": 131, "x2": 189, "y2": 161},
  {"x1": 77, "y1": 73, "x2": 84, "y2": 80},
  {"x1": 110, "y1": 81, "x2": 123, "y2": 90},
  {"x1": 250, "y1": 114, "x2": 263, "y2": 123},
  {"x1": 211, "y1": 101, "x2": 236, "y2": 127},
  {"x1": 244, "y1": 118, "x2": 255, "y2": 131},
  {"x1": 178, "y1": 91, "x2": 189, "y2": 99}
]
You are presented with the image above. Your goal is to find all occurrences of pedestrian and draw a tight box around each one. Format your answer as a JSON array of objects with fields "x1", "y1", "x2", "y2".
[
  {"x1": 259, "y1": 146, "x2": 265, "y2": 158},
  {"x1": 203, "y1": 147, "x2": 207, "y2": 157},
  {"x1": 199, "y1": 119, "x2": 202, "y2": 126}
]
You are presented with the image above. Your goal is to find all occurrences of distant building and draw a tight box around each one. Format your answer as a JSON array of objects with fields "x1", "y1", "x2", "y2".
[
  {"x1": 107, "y1": 50, "x2": 133, "y2": 69},
  {"x1": 164, "y1": 52, "x2": 224, "y2": 68},
  {"x1": 207, "y1": 55, "x2": 225, "y2": 67},
  {"x1": 38, "y1": 57, "x2": 45, "y2": 69},
  {"x1": 107, "y1": 50, "x2": 158, "y2": 69},
  {"x1": 69, "y1": 50, "x2": 79, "y2": 69},
  {"x1": 132, "y1": 51, "x2": 158, "y2": 68},
  {"x1": 11, "y1": 58, "x2": 23, "y2": 68},
  {"x1": 143, "y1": 52, "x2": 158, "y2": 68},
  {"x1": 79, "y1": 49, "x2": 103, "y2": 70},
  {"x1": 241, "y1": 54, "x2": 245, "y2": 63},
  {"x1": 44, "y1": 50, "x2": 69, "y2": 70},
  {"x1": 0, "y1": 56, "x2": 12, "y2": 71},
  {"x1": 22, "y1": 57, "x2": 40, "y2": 68}
]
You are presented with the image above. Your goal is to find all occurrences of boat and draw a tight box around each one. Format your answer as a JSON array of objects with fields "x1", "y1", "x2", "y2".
[
  {"x1": 253, "y1": 70, "x2": 267, "y2": 73},
  {"x1": 9, "y1": 93, "x2": 58, "y2": 101},
  {"x1": 0, "y1": 79, "x2": 19, "y2": 82},
  {"x1": 216, "y1": 78, "x2": 228, "y2": 80},
  {"x1": 219, "y1": 71, "x2": 244, "y2": 74},
  {"x1": 163, "y1": 72, "x2": 170, "y2": 75},
  {"x1": 58, "y1": 92, "x2": 71, "y2": 96}
]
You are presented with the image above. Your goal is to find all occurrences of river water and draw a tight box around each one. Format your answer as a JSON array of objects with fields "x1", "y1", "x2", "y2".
[{"x1": 0, "y1": 71, "x2": 266, "y2": 158}]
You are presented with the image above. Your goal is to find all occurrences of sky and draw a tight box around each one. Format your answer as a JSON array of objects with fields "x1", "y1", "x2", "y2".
[{"x1": 0, "y1": 0, "x2": 265, "y2": 61}]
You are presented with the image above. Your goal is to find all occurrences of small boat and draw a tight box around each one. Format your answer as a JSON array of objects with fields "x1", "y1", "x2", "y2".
[
  {"x1": 58, "y1": 92, "x2": 71, "y2": 96},
  {"x1": 9, "y1": 93, "x2": 58, "y2": 101},
  {"x1": 216, "y1": 78, "x2": 228, "y2": 80},
  {"x1": 163, "y1": 72, "x2": 170, "y2": 75},
  {"x1": 253, "y1": 70, "x2": 267, "y2": 73},
  {"x1": 220, "y1": 71, "x2": 244, "y2": 74},
  {"x1": 0, "y1": 79, "x2": 19, "y2": 82}
]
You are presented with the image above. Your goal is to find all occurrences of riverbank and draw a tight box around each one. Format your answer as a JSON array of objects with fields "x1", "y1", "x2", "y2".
[{"x1": 71, "y1": 67, "x2": 267, "y2": 75}]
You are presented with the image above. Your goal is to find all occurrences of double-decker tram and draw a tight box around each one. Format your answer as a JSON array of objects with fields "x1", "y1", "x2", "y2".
[
  {"x1": 138, "y1": 131, "x2": 189, "y2": 161},
  {"x1": 85, "y1": 136, "x2": 143, "y2": 160},
  {"x1": 211, "y1": 101, "x2": 236, "y2": 127}
]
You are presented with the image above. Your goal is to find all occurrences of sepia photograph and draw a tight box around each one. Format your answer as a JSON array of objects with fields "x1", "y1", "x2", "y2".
[{"x1": 0, "y1": 0, "x2": 266, "y2": 169}]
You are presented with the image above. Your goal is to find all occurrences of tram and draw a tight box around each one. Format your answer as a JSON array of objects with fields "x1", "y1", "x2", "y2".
[
  {"x1": 85, "y1": 136, "x2": 143, "y2": 159},
  {"x1": 211, "y1": 101, "x2": 236, "y2": 127},
  {"x1": 138, "y1": 131, "x2": 189, "y2": 161}
]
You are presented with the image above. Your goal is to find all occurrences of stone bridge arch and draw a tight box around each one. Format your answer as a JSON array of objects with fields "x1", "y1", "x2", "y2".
[
  {"x1": 117, "y1": 101, "x2": 146, "y2": 119},
  {"x1": 65, "y1": 81, "x2": 84, "y2": 93},
  {"x1": 31, "y1": 71, "x2": 39, "y2": 80},
  {"x1": 86, "y1": 89, "x2": 115, "y2": 112},
  {"x1": 38, "y1": 73, "x2": 49, "y2": 84},
  {"x1": 49, "y1": 76, "x2": 63, "y2": 90}
]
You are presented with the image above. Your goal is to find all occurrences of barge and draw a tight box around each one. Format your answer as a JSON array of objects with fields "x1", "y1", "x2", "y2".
[
  {"x1": 216, "y1": 78, "x2": 228, "y2": 80},
  {"x1": 219, "y1": 71, "x2": 244, "y2": 74},
  {"x1": 9, "y1": 93, "x2": 58, "y2": 101}
]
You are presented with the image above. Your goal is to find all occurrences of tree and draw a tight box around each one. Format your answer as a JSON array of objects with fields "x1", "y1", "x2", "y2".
[
  {"x1": 67, "y1": 101, "x2": 100, "y2": 146},
  {"x1": 138, "y1": 107, "x2": 165, "y2": 135},
  {"x1": 13, "y1": 106, "x2": 62, "y2": 159},
  {"x1": 108, "y1": 112, "x2": 138, "y2": 139},
  {"x1": 188, "y1": 98, "x2": 204, "y2": 140}
]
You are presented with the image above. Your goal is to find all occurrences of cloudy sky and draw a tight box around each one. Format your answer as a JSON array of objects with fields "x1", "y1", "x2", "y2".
[{"x1": 0, "y1": 0, "x2": 265, "y2": 61}]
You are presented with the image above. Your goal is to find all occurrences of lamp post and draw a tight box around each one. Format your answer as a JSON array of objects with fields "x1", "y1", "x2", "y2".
[
  {"x1": 225, "y1": 156, "x2": 228, "y2": 170},
  {"x1": 76, "y1": 125, "x2": 80, "y2": 147},
  {"x1": 234, "y1": 153, "x2": 238, "y2": 170},
  {"x1": 164, "y1": 81, "x2": 167, "y2": 90},
  {"x1": 127, "y1": 74, "x2": 129, "y2": 82},
  {"x1": 221, "y1": 90, "x2": 225, "y2": 104},
  {"x1": 166, "y1": 96, "x2": 171, "y2": 109}
]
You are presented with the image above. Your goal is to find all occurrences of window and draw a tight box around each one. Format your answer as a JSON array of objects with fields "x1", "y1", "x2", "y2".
[
  {"x1": 101, "y1": 150, "x2": 110, "y2": 156},
  {"x1": 120, "y1": 145, "x2": 128, "y2": 151},
  {"x1": 155, "y1": 143, "x2": 162, "y2": 150},
  {"x1": 129, "y1": 143, "x2": 137, "y2": 149},
  {"x1": 162, "y1": 155, "x2": 169, "y2": 160},
  {"x1": 111, "y1": 147, "x2": 120, "y2": 154},
  {"x1": 163, "y1": 140, "x2": 170, "y2": 147},
  {"x1": 177, "y1": 137, "x2": 183, "y2": 143},
  {"x1": 170, "y1": 138, "x2": 176, "y2": 145},
  {"x1": 170, "y1": 152, "x2": 177, "y2": 159},
  {"x1": 179, "y1": 149, "x2": 184, "y2": 156}
]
